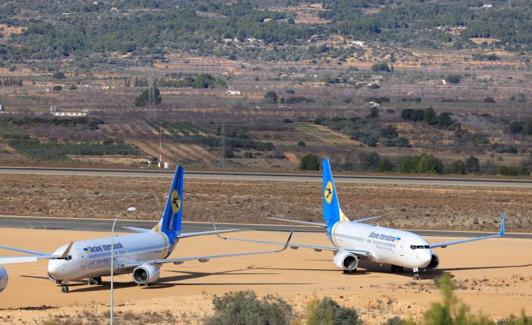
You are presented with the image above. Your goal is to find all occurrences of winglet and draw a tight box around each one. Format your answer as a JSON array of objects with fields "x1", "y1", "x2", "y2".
[
  {"x1": 58, "y1": 242, "x2": 74, "y2": 259},
  {"x1": 499, "y1": 209, "x2": 505, "y2": 237}
]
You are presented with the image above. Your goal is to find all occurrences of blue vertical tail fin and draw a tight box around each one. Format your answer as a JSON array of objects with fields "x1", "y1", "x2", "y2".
[
  {"x1": 322, "y1": 159, "x2": 349, "y2": 234},
  {"x1": 154, "y1": 166, "x2": 184, "y2": 235},
  {"x1": 499, "y1": 209, "x2": 505, "y2": 237}
]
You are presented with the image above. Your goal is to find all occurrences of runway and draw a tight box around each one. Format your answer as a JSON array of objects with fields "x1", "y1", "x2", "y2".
[
  {"x1": 0, "y1": 215, "x2": 530, "y2": 239},
  {"x1": 1, "y1": 166, "x2": 531, "y2": 188}
]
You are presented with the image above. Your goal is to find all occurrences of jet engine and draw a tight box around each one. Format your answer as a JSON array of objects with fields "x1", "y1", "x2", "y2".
[
  {"x1": 132, "y1": 263, "x2": 160, "y2": 285},
  {"x1": 333, "y1": 250, "x2": 359, "y2": 272},
  {"x1": 427, "y1": 254, "x2": 439, "y2": 270},
  {"x1": 0, "y1": 265, "x2": 8, "y2": 293}
]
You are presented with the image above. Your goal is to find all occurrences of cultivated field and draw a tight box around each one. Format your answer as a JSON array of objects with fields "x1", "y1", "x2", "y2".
[
  {"x1": 0, "y1": 174, "x2": 531, "y2": 232},
  {"x1": 0, "y1": 228, "x2": 530, "y2": 324}
]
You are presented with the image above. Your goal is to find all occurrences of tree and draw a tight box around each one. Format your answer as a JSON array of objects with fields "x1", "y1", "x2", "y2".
[
  {"x1": 378, "y1": 158, "x2": 395, "y2": 172},
  {"x1": 447, "y1": 160, "x2": 466, "y2": 174},
  {"x1": 134, "y1": 87, "x2": 161, "y2": 107},
  {"x1": 509, "y1": 121, "x2": 524, "y2": 134},
  {"x1": 465, "y1": 156, "x2": 480, "y2": 173},
  {"x1": 424, "y1": 107, "x2": 437, "y2": 125},
  {"x1": 360, "y1": 151, "x2": 381, "y2": 171},
  {"x1": 445, "y1": 74, "x2": 462, "y2": 84},
  {"x1": 300, "y1": 153, "x2": 320, "y2": 170},
  {"x1": 437, "y1": 112, "x2": 454, "y2": 129},
  {"x1": 264, "y1": 90, "x2": 278, "y2": 104},
  {"x1": 368, "y1": 106, "x2": 379, "y2": 118},
  {"x1": 416, "y1": 153, "x2": 443, "y2": 174},
  {"x1": 52, "y1": 71, "x2": 66, "y2": 79},
  {"x1": 399, "y1": 156, "x2": 419, "y2": 173}
]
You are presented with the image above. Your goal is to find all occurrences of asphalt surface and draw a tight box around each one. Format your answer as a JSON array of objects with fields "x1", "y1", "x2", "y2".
[
  {"x1": 0, "y1": 215, "x2": 530, "y2": 239},
  {"x1": 0, "y1": 166, "x2": 531, "y2": 188}
]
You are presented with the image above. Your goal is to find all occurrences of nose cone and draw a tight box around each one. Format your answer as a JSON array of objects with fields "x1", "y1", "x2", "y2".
[
  {"x1": 47, "y1": 259, "x2": 65, "y2": 280},
  {"x1": 419, "y1": 250, "x2": 432, "y2": 268},
  {"x1": 47, "y1": 244, "x2": 69, "y2": 280}
]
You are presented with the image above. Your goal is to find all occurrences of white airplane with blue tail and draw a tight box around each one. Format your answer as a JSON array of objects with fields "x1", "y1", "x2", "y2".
[
  {"x1": 0, "y1": 166, "x2": 292, "y2": 293},
  {"x1": 218, "y1": 158, "x2": 505, "y2": 279}
]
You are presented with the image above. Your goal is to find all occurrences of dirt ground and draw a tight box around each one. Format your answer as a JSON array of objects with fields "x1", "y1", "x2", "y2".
[
  {"x1": 0, "y1": 174, "x2": 531, "y2": 232},
  {"x1": 0, "y1": 228, "x2": 530, "y2": 324}
]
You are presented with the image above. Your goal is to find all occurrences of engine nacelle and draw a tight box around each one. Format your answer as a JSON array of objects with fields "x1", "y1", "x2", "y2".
[
  {"x1": 132, "y1": 263, "x2": 160, "y2": 285},
  {"x1": 0, "y1": 265, "x2": 8, "y2": 293},
  {"x1": 427, "y1": 254, "x2": 440, "y2": 270},
  {"x1": 333, "y1": 250, "x2": 359, "y2": 272}
]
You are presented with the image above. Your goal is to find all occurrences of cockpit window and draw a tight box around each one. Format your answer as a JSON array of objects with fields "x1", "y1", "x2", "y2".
[{"x1": 410, "y1": 245, "x2": 430, "y2": 250}]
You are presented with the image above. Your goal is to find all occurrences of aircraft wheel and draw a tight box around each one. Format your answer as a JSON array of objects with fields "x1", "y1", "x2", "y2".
[{"x1": 61, "y1": 285, "x2": 69, "y2": 293}]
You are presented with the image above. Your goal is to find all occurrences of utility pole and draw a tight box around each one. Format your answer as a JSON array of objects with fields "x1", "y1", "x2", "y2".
[{"x1": 220, "y1": 120, "x2": 225, "y2": 169}]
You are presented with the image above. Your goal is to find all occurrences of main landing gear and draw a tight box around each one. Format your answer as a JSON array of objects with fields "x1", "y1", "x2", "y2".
[
  {"x1": 88, "y1": 276, "x2": 102, "y2": 286},
  {"x1": 390, "y1": 265, "x2": 404, "y2": 273}
]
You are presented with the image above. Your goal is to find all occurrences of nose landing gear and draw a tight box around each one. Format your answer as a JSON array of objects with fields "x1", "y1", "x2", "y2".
[{"x1": 413, "y1": 268, "x2": 420, "y2": 280}]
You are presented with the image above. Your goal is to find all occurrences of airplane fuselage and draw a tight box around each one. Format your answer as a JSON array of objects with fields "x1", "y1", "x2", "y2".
[
  {"x1": 330, "y1": 221, "x2": 433, "y2": 269},
  {"x1": 47, "y1": 231, "x2": 175, "y2": 281}
]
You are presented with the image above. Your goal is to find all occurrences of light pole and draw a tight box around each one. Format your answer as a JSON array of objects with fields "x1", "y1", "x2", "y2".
[{"x1": 110, "y1": 206, "x2": 136, "y2": 325}]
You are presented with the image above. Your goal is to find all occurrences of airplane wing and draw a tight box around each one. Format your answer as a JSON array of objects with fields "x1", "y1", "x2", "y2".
[
  {"x1": 177, "y1": 228, "x2": 242, "y2": 239},
  {"x1": 267, "y1": 215, "x2": 383, "y2": 226},
  {"x1": 429, "y1": 210, "x2": 505, "y2": 249},
  {"x1": 353, "y1": 216, "x2": 383, "y2": 223},
  {"x1": 214, "y1": 232, "x2": 372, "y2": 258},
  {"x1": 118, "y1": 232, "x2": 293, "y2": 269},
  {"x1": 0, "y1": 245, "x2": 50, "y2": 256},
  {"x1": 267, "y1": 217, "x2": 326, "y2": 227},
  {"x1": 0, "y1": 242, "x2": 73, "y2": 264}
]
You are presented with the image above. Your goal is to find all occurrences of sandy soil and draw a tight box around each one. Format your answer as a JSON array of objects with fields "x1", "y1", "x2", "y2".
[
  {"x1": 0, "y1": 228, "x2": 530, "y2": 324},
  {"x1": 0, "y1": 174, "x2": 531, "y2": 232}
]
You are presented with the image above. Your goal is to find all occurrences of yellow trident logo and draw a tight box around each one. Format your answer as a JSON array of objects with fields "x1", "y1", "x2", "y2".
[
  {"x1": 324, "y1": 181, "x2": 333, "y2": 204},
  {"x1": 170, "y1": 190, "x2": 181, "y2": 213}
]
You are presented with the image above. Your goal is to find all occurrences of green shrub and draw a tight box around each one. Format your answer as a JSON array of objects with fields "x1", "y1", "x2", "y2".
[
  {"x1": 416, "y1": 153, "x2": 444, "y2": 174},
  {"x1": 496, "y1": 166, "x2": 529, "y2": 176},
  {"x1": 264, "y1": 90, "x2": 278, "y2": 104},
  {"x1": 52, "y1": 71, "x2": 66, "y2": 79},
  {"x1": 204, "y1": 291, "x2": 292, "y2": 325},
  {"x1": 306, "y1": 297, "x2": 362, "y2": 325},
  {"x1": 446, "y1": 160, "x2": 466, "y2": 174},
  {"x1": 300, "y1": 153, "x2": 320, "y2": 170},
  {"x1": 399, "y1": 154, "x2": 443, "y2": 174},
  {"x1": 445, "y1": 74, "x2": 462, "y2": 84},
  {"x1": 371, "y1": 62, "x2": 391, "y2": 73},
  {"x1": 383, "y1": 316, "x2": 406, "y2": 325},
  {"x1": 378, "y1": 158, "x2": 395, "y2": 172}
]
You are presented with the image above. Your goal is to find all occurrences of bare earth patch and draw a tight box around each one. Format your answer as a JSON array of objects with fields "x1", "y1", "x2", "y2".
[
  {"x1": 0, "y1": 229, "x2": 530, "y2": 324},
  {"x1": 0, "y1": 174, "x2": 530, "y2": 232}
]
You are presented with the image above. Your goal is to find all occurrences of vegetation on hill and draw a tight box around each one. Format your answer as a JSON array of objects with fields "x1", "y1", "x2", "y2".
[{"x1": 0, "y1": 0, "x2": 530, "y2": 64}]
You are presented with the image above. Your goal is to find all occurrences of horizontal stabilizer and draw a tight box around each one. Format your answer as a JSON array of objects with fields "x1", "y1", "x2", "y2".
[{"x1": 123, "y1": 226, "x2": 151, "y2": 233}]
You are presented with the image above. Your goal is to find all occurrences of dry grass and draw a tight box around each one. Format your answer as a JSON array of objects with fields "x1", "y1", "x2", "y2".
[{"x1": 0, "y1": 174, "x2": 530, "y2": 232}]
